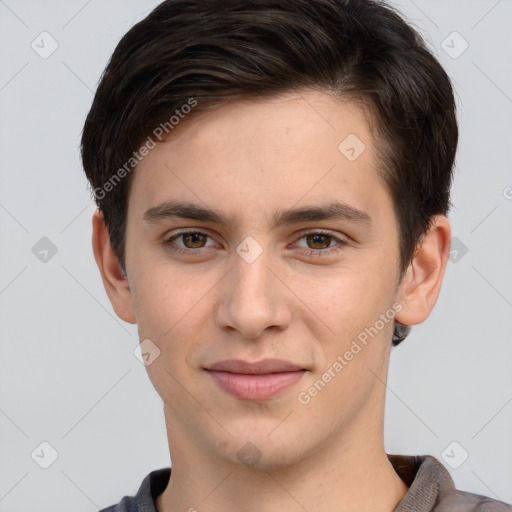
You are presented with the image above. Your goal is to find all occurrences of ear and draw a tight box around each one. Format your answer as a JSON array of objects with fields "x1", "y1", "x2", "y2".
[
  {"x1": 91, "y1": 209, "x2": 136, "y2": 324},
  {"x1": 394, "y1": 215, "x2": 451, "y2": 326}
]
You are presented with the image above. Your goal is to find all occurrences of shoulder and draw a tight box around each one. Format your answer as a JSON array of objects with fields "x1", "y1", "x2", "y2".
[
  {"x1": 98, "y1": 496, "x2": 130, "y2": 512},
  {"x1": 435, "y1": 488, "x2": 512, "y2": 512},
  {"x1": 97, "y1": 468, "x2": 171, "y2": 512},
  {"x1": 389, "y1": 454, "x2": 512, "y2": 512}
]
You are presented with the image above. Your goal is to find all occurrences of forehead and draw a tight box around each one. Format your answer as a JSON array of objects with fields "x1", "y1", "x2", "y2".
[
  {"x1": 161, "y1": 91, "x2": 376, "y2": 164},
  {"x1": 128, "y1": 90, "x2": 390, "y2": 228}
]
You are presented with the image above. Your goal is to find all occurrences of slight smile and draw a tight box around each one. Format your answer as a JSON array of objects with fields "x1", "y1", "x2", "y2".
[{"x1": 204, "y1": 359, "x2": 308, "y2": 400}]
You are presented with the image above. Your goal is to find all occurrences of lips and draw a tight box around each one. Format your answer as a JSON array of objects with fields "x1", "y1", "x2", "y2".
[
  {"x1": 206, "y1": 358, "x2": 305, "y2": 374},
  {"x1": 204, "y1": 359, "x2": 307, "y2": 400}
]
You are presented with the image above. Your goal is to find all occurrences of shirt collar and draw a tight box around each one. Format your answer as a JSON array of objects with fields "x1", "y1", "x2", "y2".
[{"x1": 132, "y1": 454, "x2": 457, "y2": 512}]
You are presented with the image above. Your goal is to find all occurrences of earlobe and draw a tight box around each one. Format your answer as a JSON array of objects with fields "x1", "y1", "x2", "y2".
[
  {"x1": 91, "y1": 209, "x2": 137, "y2": 324},
  {"x1": 394, "y1": 215, "x2": 451, "y2": 326}
]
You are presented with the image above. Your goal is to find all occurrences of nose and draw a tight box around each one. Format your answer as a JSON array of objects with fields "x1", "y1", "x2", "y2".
[{"x1": 215, "y1": 246, "x2": 292, "y2": 340}]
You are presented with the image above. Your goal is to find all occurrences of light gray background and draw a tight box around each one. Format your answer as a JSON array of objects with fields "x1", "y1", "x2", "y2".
[{"x1": 0, "y1": 0, "x2": 511, "y2": 510}]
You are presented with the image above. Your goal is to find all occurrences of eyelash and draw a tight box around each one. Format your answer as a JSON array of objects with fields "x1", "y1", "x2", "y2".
[{"x1": 163, "y1": 230, "x2": 348, "y2": 258}]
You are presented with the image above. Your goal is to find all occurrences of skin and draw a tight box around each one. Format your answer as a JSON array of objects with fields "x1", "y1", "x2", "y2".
[{"x1": 92, "y1": 90, "x2": 450, "y2": 512}]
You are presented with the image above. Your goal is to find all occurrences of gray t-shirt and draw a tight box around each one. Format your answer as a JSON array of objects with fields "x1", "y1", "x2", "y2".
[{"x1": 99, "y1": 454, "x2": 512, "y2": 512}]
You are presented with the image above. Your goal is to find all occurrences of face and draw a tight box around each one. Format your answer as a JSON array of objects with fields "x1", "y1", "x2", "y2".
[{"x1": 123, "y1": 90, "x2": 405, "y2": 469}]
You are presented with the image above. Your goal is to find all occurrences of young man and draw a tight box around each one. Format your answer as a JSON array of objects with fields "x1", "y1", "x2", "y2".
[{"x1": 81, "y1": 0, "x2": 511, "y2": 511}]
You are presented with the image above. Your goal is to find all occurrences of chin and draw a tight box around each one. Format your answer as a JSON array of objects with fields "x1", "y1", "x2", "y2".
[{"x1": 218, "y1": 430, "x2": 312, "y2": 471}]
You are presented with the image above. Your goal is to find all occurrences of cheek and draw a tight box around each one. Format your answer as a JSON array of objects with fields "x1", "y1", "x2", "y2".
[
  {"x1": 129, "y1": 264, "x2": 195, "y2": 338},
  {"x1": 131, "y1": 269, "x2": 207, "y2": 398},
  {"x1": 297, "y1": 267, "x2": 396, "y2": 414},
  {"x1": 290, "y1": 263, "x2": 393, "y2": 332},
  {"x1": 130, "y1": 263, "x2": 214, "y2": 369}
]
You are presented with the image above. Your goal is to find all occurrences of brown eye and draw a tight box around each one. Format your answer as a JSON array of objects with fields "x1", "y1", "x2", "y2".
[
  {"x1": 305, "y1": 234, "x2": 332, "y2": 250},
  {"x1": 294, "y1": 231, "x2": 347, "y2": 258},
  {"x1": 181, "y1": 232, "x2": 208, "y2": 248},
  {"x1": 165, "y1": 231, "x2": 216, "y2": 252}
]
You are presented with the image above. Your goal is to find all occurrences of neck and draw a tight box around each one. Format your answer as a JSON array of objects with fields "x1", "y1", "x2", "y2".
[{"x1": 156, "y1": 418, "x2": 408, "y2": 512}]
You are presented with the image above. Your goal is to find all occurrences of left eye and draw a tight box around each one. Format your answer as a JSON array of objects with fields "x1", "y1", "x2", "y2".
[{"x1": 296, "y1": 233, "x2": 339, "y2": 250}]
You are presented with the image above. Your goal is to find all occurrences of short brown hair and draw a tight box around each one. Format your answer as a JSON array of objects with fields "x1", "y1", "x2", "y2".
[{"x1": 81, "y1": 0, "x2": 458, "y2": 346}]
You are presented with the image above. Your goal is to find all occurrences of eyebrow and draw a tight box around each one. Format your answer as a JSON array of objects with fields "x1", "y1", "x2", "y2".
[{"x1": 143, "y1": 200, "x2": 372, "y2": 229}]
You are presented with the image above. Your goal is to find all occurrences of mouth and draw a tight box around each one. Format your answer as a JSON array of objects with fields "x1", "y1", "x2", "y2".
[{"x1": 204, "y1": 359, "x2": 307, "y2": 400}]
